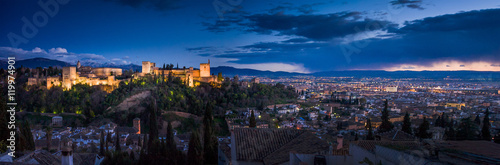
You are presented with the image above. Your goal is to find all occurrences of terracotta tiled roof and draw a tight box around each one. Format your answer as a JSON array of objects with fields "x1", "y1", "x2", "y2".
[
  {"x1": 14, "y1": 150, "x2": 60, "y2": 165},
  {"x1": 114, "y1": 127, "x2": 138, "y2": 134},
  {"x1": 376, "y1": 130, "x2": 416, "y2": 141},
  {"x1": 352, "y1": 140, "x2": 421, "y2": 152},
  {"x1": 233, "y1": 128, "x2": 329, "y2": 164},
  {"x1": 263, "y1": 132, "x2": 330, "y2": 165}
]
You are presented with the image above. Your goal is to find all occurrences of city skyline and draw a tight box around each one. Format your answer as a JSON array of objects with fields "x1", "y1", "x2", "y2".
[{"x1": 1, "y1": 0, "x2": 500, "y2": 73}]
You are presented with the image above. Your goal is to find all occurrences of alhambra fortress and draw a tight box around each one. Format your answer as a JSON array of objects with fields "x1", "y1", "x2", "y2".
[{"x1": 28, "y1": 60, "x2": 218, "y2": 89}]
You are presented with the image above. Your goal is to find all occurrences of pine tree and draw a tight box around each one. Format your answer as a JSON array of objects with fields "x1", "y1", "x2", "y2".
[
  {"x1": 481, "y1": 108, "x2": 491, "y2": 141},
  {"x1": 115, "y1": 131, "x2": 121, "y2": 151},
  {"x1": 249, "y1": 110, "x2": 256, "y2": 128},
  {"x1": 402, "y1": 112, "x2": 412, "y2": 135},
  {"x1": 417, "y1": 117, "x2": 431, "y2": 139},
  {"x1": 366, "y1": 119, "x2": 374, "y2": 140},
  {"x1": 203, "y1": 102, "x2": 218, "y2": 164},
  {"x1": 187, "y1": 131, "x2": 203, "y2": 165},
  {"x1": 45, "y1": 126, "x2": 52, "y2": 151},
  {"x1": 379, "y1": 99, "x2": 394, "y2": 133}
]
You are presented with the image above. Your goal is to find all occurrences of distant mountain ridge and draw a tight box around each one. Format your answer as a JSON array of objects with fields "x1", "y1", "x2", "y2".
[
  {"x1": 3, "y1": 58, "x2": 500, "y2": 80},
  {"x1": 212, "y1": 66, "x2": 307, "y2": 77},
  {"x1": 1, "y1": 58, "x2": 142, "y2": 71}
]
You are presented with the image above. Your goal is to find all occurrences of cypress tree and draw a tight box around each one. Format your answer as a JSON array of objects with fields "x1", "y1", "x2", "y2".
[
  {"x1": 249, "y1": 110, "x2": 256, "y2": 128},
  {"x1": 481, "y1": 108, "x2": 491, "y2": 141},
  {"x1": 366, "y1": 119, "x2": 374, "y2": 140},
  {"x1": 100, "y1": 130, "x2": 105, "y2": 156},
  {"x1": 379, "y1": 100, "x2": 394, "y2": 133},
  {"x1": 203, "y1": 102, "x2": 217, "y2": 164},
  {"x1": 445, "y1": 126, "x2": 456, "y2": 140},
  {"x1": 402, "y1": 112, "x2": 412, "y2": 135},
  {"x1": 417, "y1": 117, "x2": 431, "y2": 139},
  {"x1": 115, "y1": 131, "x2": 121, "y2": 151},
  {"x1": 434, "y1": 116, "x2": 441, "y2": 127},
  {"x1": 45, "y1": 127, "x2": 52, "y2": 151},
  {"x1": 106, "y1": 132, "x2": 111, "y2": 153},
  {"x1": 187, "y1": 131, "x2": 203, "y2": 165},
  {"x1": 21, "y1": 121, "x2": 35, "y2": 150},
  {"x1": 148, "y1": 98, "x2": 159, "y2": 150},
  {"x1": 167, "y1": 121, "x2": 175, "y2": 150},
  {"x1": 0, "y1": 98, "x2": 9, "y2": 142},
  {"x1": 474, "y1": 114, "x2": 481, "y2": 126},
  {"x1": 457, "y1": 117, "x2": 478, "y2": 140}
]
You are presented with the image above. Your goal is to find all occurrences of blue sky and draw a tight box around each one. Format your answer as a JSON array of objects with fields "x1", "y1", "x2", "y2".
[{"x1": 1, "y1": 0, "x2": 499, "y2": 73}]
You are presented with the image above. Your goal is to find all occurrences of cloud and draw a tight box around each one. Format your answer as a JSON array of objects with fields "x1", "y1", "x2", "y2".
[
  {"x1": 268, "y1": 3, "x2": 326, "y2": 14},
  {"x1": 227, "y1": 62, "x2": 311, "y2": 73},
  {"x1": 281, "y1": 38, "x2": 310, "y2": 43},
  {"x1": 385, "y1": 61, "x2": 500, "y2": 71},
  {"x1": 32, "y1": 47, "x2": 45, "y2": 53},
  {"x1": 48, "y1": 47, "x2": 68, "y2": 54},
  {"x1": 203, "y1": 11, "x2": 395, "y2": 41},
  {"x1": 197, "y1": 9, "x2": 500, "y2": 71},
  {"x1": 0, "y1": 47, "x2": 131, "y2": 65},
  {"x1": 390, "y1": 0, "x2": 424, "y2": 10},
  {"x1": 105, "y1": 0, "x2": 181, "y2": 11}
]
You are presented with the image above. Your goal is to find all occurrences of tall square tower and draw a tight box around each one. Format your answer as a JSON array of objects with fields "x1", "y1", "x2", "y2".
[{"x1": 200, "y1": 60, "x2": 210, "y2": 77}]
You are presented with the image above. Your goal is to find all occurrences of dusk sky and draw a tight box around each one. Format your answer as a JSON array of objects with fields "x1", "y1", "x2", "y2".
[{"x1": 1, "y1": 0, "x2": 500, "y2": 73}]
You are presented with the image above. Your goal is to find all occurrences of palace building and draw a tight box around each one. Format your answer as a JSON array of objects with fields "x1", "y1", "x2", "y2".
[
  {"x1": 28, "y1": 61, "x2": 126, "y2": 90},
  {"x1": 28, "y1": 60, "x2": 218, "y2": 89}
]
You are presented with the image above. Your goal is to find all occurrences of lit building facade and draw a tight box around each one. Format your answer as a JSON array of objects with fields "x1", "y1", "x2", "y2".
[{"x1": 142, "y1": 60, "x2": 218, "y2": 87}]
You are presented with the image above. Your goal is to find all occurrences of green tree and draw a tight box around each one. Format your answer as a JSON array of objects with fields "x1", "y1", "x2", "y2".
[
  {"x1": 474, "y1": 114, "x2": 481, "y2": 126},
  {"x1": 100, "y1": 130, "x2": 105, "y2": 156},
  {"x1": 22, "y1": 121, "x2": 35, "y2": 150},
  {"x1": 45, "y1": 126, "x2": 52, "y2": 151},
  {"x1": 187, "y1": 130, "x2": 203, "y2": 165},
  {"x1": 249, "y1": 110, "x2": 256, "y2": 128},
  {"x1": 148, "y1": 98, "x2": 159, "y2": 150},
  {"x1": 167, "y1": 121, "x2": 175, "y2": 151},
  {"x1": 379, "y1": 100, "x2": 394, "y2": 133},
  {"x1": 217, "y1": 72, "x2": 223, "y2": 82},
  {"x1": 457, "y1": 117, "x2": 478, "y2": 140},
  {"x1": 481, "y1": 108, "x2": 491, "y2": 141},
  {"x1": 106, "y1": 132, "x2": 111, "y2": 153},
  {"x1": 115, "y1": 131, "x2": 121, "y2": 151},
  {"x1": 366, "y1": 119, "x2": 374, "y2": 140},
  {"x1": 0, "y1": 97, "x2": 9, "y2": 152},
  {"x1": 417, "y1": 117, "x2": 431, "y2": 139},
  {"x1": 203, "y1": 102, "x2": 218, "y2": 164},
  {"x1": 402, "y1": 112, "x2": 412, "y2": 135}
]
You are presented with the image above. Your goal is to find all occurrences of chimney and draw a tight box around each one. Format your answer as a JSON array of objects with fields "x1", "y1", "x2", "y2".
[
  {"x1": 61, "y1": 138, "x2": 73, "y2": 165},
  {"x1": 336, "y1": 134, "x2": 343, "y2": 150}
]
